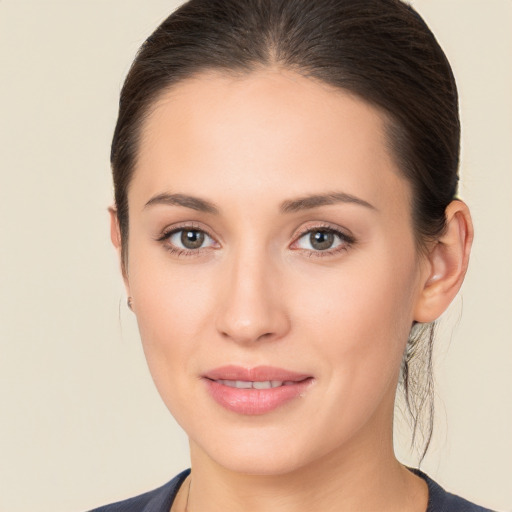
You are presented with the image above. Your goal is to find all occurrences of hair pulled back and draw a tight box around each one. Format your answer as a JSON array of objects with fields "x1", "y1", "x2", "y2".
[{"x1": 111, "y1": 0, "x2": 461, "y2": 461}]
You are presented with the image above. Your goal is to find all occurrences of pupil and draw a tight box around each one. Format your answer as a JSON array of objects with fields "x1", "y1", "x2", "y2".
[
  {"x1": 181, "y1": 230, "x2": 204, "y2": 249},
  {"x1": 310, "y1": 231, "x2": 334, "y2": 250}
]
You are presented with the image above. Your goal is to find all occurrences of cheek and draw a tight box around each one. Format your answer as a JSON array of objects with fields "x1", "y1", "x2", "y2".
[
  {"x1": 283, "y1": 255, "x2": 418, "y2": 443},
  {"x1": 127, "y1": 253, "x2": 218, "y2": 399},
  {"x1": 296, "y1": 254, "x2": 416, "y2": 336},
  {"x1": 291, "y1": 249, "x2": 418, "y2": 382}
]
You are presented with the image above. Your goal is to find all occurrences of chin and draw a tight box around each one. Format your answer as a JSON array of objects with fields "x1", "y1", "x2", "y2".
[
  {"x1": 210, "y1": 445, "x2": 311, "y2": 476},
  {"x1": 189, "y1": 422, "x2": 332, "y2": 477}
]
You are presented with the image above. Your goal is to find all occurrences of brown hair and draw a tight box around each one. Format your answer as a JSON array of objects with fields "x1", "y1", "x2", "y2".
[{"x1": 111, "y1": 0, "x2": 460, "y2": 461}]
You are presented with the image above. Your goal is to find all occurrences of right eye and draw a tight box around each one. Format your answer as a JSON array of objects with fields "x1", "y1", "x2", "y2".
[
  {"x1": 157, "y1": 225, "x2": 219, "y2": 256},
  {"x1": 169, "y1": 229, "x2": 211, "y2": 249}
]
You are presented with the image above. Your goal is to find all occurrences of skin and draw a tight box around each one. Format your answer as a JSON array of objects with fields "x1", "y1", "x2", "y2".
[{"x1": 110, "y1": 68, "x2": 473, "y2": 512}]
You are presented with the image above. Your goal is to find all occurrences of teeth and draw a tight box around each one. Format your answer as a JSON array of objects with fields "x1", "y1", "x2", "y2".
[
  {"x1": 218, "y1": 380, "x2": 284, "y2": 389},
  {"x1": 253, "y1": 381, "x2": 271, "y2": 389},
  {"x1": 235, "y1": 380, "x2": 252, "y2": 389}
]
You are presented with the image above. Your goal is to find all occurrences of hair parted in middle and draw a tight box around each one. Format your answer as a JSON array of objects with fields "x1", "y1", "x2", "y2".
[{"x1": 110, "y1": 0, "x2": 461, "y2": 461}]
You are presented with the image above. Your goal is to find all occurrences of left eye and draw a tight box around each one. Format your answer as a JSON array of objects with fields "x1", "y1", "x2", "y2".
[
  {"x1": 167, "y1": 228, "x2": 215, "y2": 250},
  {"x1": 295, "y1": 229, "x2": 346, "y2": 251}
]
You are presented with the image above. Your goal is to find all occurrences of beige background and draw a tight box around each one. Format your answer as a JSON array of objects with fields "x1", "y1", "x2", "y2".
[{"x1": 0, "y1": 1, "x2": 510, "y2": 511}]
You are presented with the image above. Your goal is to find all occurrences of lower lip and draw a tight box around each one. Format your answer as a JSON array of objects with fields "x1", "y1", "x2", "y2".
[{"x1": 204, "y1": 379, "x2": 313, "y2": 415}]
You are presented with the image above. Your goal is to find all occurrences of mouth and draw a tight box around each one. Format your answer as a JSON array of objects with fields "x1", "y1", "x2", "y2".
[
  {"x1": 202, "y1": 366, "x2": 314, "y2": 415},
  {"x1": 211, "y1": 379, "x2": 300, "y2": 389}
]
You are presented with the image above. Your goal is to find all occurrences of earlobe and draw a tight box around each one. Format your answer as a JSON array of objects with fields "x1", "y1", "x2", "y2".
[{"x1": 414, "y1": 200, "x2": 474, "y2": 323}]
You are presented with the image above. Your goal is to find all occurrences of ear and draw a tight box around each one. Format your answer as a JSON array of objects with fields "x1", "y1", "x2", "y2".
[
  {"x1": 414, "y1": 200, "x2": 474, "y2": 323},
  {"x1": 109, "y1": 206, "x2": 130, "y2": 291}
]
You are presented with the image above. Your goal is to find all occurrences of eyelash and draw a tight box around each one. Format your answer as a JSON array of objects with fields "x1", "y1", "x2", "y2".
[
  {"x1": 156, "y1": 222, "x2": 216, "y2": 258},
  {"x1": 292, "y1": 224, "x2": 355, "y2": 258},
  {"x1": 156, "y1": 223, "x2": 355, "y2": 259}
]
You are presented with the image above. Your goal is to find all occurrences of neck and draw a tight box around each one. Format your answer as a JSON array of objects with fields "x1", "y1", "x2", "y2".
[{"x1": 186, "y1": 424, "x2": 427, "y2": 512}]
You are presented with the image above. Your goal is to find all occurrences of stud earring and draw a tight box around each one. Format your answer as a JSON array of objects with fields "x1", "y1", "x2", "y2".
[{"x1": 127, "y1": 296, "x2": 133, "y2": 311}]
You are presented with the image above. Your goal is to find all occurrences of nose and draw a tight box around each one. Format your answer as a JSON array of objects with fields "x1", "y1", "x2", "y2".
[{"x1": 214, "y1": 248, "x2": 290, "y2": 344}]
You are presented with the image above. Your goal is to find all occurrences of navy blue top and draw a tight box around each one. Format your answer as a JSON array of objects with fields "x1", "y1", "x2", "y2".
[{"x1": 88, "y1": 468, "x2": 496, "y2": 511}]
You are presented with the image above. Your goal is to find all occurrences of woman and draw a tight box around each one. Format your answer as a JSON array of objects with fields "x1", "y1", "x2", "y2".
[{"x1": 91, "y1": 0, "x2": 494, "y2": 510}]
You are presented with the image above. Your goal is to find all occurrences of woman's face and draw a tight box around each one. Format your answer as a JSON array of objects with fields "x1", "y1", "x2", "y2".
[{"x1": 121, "y1": 69, "x2": 429, "y2": 475}]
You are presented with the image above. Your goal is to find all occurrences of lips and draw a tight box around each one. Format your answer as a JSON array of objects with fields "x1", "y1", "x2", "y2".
[{"x1": 203, "y1": 365, "x2": 314, "y2": 415}]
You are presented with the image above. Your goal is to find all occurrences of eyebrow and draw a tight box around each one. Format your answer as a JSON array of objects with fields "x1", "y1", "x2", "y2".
[
  {"x1": 279, "y1": 192, "x2": 376, "y2": 213},
  {"x1": 144, "y1": 193, "x2": 220, "y2": 214},
  {"x1": 143, "y1": 191, "x2": 376, "y2": 215}
]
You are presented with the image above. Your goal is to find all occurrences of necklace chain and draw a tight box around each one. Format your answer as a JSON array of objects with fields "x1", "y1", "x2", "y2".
[{"x1": 184, "y1": 475, "x2": 191, "y2": 512}]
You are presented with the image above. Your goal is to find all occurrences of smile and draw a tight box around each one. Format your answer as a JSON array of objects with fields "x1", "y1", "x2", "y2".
[{"x1": 203, "y1": 366, "x2": 314, "y2": 415}]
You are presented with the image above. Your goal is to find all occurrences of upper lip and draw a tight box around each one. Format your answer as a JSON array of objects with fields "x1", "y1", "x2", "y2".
[{"x1": 203, "y1": 365, "x2": 312, "y2": 382}]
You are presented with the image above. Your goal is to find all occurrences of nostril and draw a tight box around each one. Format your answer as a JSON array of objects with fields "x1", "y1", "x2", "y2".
[
  {"x1": 256, "y1": 332, "x2": 274, "y2": 341},
  {"x1": 218, "y1": 325, "x2": 279, "y2": 344}
]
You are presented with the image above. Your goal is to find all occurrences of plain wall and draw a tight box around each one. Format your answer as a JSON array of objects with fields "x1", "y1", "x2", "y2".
[{"x1": 0, "y1": 1, "x2": 510, "y2": 511}]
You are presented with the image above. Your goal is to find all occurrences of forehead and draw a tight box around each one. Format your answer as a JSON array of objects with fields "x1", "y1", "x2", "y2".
[{"x1": 131, "y1": 68, "x2": 410, "y2": 216}]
